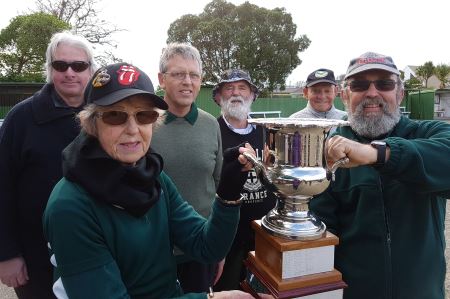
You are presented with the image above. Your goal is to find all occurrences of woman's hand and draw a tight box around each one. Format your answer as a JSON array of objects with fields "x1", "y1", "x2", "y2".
[{"x1": 216, "y1": 143, "x2": 255, "y2": 202}]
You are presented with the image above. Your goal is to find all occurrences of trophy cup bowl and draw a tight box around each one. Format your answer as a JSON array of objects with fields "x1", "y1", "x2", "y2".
[{"x1": 244, "y1": 118, "x2": 349, "y2": 241}]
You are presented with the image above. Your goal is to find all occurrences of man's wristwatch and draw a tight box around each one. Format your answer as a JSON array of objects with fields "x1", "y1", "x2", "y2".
[{"x1": 370, "y1": 140, "x2": 387, "y2": 167}]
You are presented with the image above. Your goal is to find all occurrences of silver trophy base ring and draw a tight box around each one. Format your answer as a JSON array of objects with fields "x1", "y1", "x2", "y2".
[{"x1": 261, "y1": 213, "x2": 327, "y2": 241}]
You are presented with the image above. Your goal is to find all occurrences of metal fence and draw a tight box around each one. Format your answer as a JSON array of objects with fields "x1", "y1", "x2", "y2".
[
  {"x1": 0, "y1": 83, "x2": 430, "y2": 121},
  {"x1": 0, "y1": 82, "x2": 44, "y2": 118}
]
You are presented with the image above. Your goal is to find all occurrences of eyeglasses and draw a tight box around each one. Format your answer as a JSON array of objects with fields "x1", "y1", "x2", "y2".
[
  {"x1": 348, "y1": 79, "x2": 397, "y2": 92},
  {"x1": 164, "y1": 71, "x2": 201, "y2": 82},
  {"x1": 97, "y1": 110, "x2": 159, "y2": 126},
  {"x1": 51, "y1": 61, "x2": 90, "y2": 72}
]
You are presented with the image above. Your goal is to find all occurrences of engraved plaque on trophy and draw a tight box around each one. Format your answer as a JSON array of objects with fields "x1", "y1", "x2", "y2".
[{"x1": 241, "y1": 118, "x2": 349, "y2": 298}]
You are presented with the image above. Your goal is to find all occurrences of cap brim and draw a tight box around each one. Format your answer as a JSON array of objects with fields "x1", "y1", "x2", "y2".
[
  {"x1": 345, "y1": 64, "x2": 400, "y2": 79},
  {"x1": 93, "y1": 89, "x2": 168, "y2": 110},
  {"x1": 306, "y1": 79, "x2": 337, "y2": 87}
]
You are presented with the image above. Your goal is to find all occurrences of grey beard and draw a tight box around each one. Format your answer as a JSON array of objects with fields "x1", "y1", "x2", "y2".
[
  {"x1": 220, "y1": 96, "x2": 251, "y2": 121},
  {"x1": 348, "y1": 97, "x2": 401, "y2": 139}
]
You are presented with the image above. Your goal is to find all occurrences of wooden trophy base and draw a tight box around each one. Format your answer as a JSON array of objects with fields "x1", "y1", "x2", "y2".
[
  {"x1": 242, "y1": 252, "x2": 346, "y2": 299},
  {"x1": 241, "y1": 221, "x2": 347, "y2": 298}
]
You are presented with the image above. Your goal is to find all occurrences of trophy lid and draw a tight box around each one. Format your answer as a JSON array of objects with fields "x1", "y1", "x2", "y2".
[{"x1": 248, "y1": 117, "x2": 349, "y2": 129}]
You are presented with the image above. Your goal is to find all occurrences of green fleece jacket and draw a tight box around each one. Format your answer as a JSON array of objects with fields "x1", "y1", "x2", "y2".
[
  {"x1": 310, "y1": 116, "x2": 450, "y2": 299},
  {"x1": 43, "y1": 172, "x2": 239, "y2": 299}
]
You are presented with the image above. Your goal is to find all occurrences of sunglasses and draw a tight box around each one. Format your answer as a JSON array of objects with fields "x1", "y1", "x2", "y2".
[
  {"x1": 348, "y1": 79, "x2": 397, "y2": 92},
  {"x1": 51, "y1": 60, "x2": 90, "y2": 72},
  {"x1": 97, "y1": 110, "x2": 159, "y2": 126}
]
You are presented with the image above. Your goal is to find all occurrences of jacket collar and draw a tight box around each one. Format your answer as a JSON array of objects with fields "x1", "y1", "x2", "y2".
[
  {"x1": 31, "y1": 84, "x2": 83, "y2": 124},
  {"x1": 164, "y1": 102, "x2": 198, "y2": 125}
]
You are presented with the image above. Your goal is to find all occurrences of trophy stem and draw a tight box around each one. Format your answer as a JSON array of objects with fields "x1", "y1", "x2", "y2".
[{"x1": 261, "y1": 197, "x2": 326, "y2": 240}]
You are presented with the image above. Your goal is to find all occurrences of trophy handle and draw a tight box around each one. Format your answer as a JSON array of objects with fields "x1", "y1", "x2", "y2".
[
  {"x1": 242, "y1": 151, "x2": 280, "y2": 195},
  {"x1": 326, "y1": 157, "x2": 349, "y2": 181},
  {"x1": 323, "y1": 129, "x2": 349, "y2": 181}
]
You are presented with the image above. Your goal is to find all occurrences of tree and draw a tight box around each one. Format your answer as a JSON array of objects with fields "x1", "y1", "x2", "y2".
[
  {"x1": 167, "y1": 0, "x2": 310, "y2": 91},
  {"x1": 415, "y1": 61, "x2": 435, "y2": 88},
  {"x1": 434, "y1": 64, "x2": 450, "y2": 89},
  {"x1": 34, "y1": 0, "x2": 123, "y2": 63},
  {"x1": 404, "y1": 77, "x2": 423, "y2": 90},
  {"x1": 0, "y1": 12, "x2": 70, "y2": 82}
]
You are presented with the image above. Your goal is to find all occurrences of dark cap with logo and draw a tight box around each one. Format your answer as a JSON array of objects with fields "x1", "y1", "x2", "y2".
[
  {"x1": 84, "y1": 62, "x2": 168, "y2": 110},
  {"x1": 306, "y1": 68, "x2": 337, "y2": 87},
  {"x1": 344, "y1": 52, "x2": 400, "y2": 79},
  {"x1": 212, "y1": 69, "x2": 259, "y2": 104}
]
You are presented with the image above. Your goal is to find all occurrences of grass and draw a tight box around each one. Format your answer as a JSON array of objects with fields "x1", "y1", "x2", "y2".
[{"x1": 0, "y1": 106, "x2": 12, "y2": 119}]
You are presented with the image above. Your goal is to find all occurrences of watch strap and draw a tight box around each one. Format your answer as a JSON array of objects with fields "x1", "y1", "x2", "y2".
[{"x1": 371, "y1": 141, "x2": 386, "y2": 166}]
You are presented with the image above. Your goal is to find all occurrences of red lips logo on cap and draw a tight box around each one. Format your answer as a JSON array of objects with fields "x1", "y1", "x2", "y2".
[{"x1": 117, "y1": 65, "x2": 140, "y2": 85}]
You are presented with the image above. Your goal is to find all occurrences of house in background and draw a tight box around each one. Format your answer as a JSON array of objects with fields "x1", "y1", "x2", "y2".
[
  {"x1": 272, "y1": 85, "x2": 303, "y2": 98},
  {"x1": 403, "y1": 65, "x2": 446, "y2": 89},
  {"x1": 434, "y1": 89, "x2": 450, "y2": 119}
]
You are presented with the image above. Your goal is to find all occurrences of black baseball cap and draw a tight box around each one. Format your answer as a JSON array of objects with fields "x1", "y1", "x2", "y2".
[
  {"x1": 212, "y1": 69, "x2": 259, "y2": 104},
  {"x1": 344, "y1": 52, "x2": 400, "y2": 79},
  {"x1": 306, "y1": 68, "x2": 337, "y2": 87},
  {"x1": 84, "y1": 62, "x2": 168, "y2": 110}
]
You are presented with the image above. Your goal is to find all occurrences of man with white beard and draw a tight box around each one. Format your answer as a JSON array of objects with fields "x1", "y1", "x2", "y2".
[
  {"x1": 212, "y1": 69, "x2": 276, "y2": 291},
  {"x1": 310, "y1": 52, "x2": 450, "y2": 299}
]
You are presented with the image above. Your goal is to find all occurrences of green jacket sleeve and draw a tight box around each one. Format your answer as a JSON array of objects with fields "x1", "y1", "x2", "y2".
[
  {"x1": 382, "y1": 120, "x2": 450, "y2": 196},
  {"x1": 161, "y1": 172, "x2": 240, "y2": 264}
]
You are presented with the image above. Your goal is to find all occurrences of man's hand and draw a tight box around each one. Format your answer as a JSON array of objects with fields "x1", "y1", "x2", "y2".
[
  {"x1": 213, "y1": 290, "x2": 255, "y2": 298},
  {"x1": 0, "y1": 256, "x2": 29, "y2": 288},
  {"x1": 326, "y1": 136, "x2": 379, "y2": 168},
  {"x1": 213, "y1": 258, "x2": 225, "y2": 285}
]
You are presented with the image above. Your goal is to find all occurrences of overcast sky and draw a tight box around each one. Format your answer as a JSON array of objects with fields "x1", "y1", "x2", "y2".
[{"x1": 1, "y1": 0, "x2": 449, "y2": 86}]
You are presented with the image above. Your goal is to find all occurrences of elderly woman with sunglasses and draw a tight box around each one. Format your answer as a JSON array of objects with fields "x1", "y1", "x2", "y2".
[{"x1": 43, "y1": 63, "x2": 255, "y2": 299}]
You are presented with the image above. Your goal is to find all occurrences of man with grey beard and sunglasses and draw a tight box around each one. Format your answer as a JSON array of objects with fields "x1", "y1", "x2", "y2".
[
  {"x1": 212, "y1": 69, "x2": 276, "y2": 291},
  {"x1": 0, "y1": 31, "x2": 96, "y2": 299},
  {"x1": 309, "y1": 52, "x2": 450, "y2": 299}
]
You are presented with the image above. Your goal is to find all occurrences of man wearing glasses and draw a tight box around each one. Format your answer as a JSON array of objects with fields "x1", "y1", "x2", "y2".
[
  {"x1": 152, "y1": 43, "x2": 223, "y2": 294},
  {"x1": 310, "y1": 52, "x2": 450, "y2": 299},
  {"x1": 0, "y1": 31, "x2": 96, "y2": 298},
  {"x1": 290, "y1": 68, "x2": 347, "y2": 120}
]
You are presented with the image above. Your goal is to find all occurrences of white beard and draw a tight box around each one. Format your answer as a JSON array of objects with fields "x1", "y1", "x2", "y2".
[
  {"x1": 220, "y1": 96, "x2": 252, "y2": 121},
  {"x1": 348, "y1": 97, "x2": 401, "y2": 139}
]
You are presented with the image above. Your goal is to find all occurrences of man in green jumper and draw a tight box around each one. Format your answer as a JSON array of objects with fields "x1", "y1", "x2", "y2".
[
  {"x1": 152, "y1": 43, "x2": 223, "y2": 294},
  {"x1": 311, "y1": 52, "x2": 450, "y2": 299}
]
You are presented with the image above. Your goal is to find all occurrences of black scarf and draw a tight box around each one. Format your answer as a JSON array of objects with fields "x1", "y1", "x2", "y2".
[{"x1": 62, "y1": 132, "x2": 163, "y2": 217}]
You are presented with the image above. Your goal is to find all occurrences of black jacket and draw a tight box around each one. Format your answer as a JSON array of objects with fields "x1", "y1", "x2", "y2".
[
  {"x1": 0, "y1": 84, "x2": 82, "y2": 270},
  {"x1": 217, "y1": 116, "x2": 277, "y2": 245}
]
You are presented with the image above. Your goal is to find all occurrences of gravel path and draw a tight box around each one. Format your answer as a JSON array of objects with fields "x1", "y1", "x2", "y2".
[
  {"x1": 0, "y1": 284, "x2": 15, "y2": 299},
  {"x1": 1, "y1": 203, "x2": 450, "y2": 298}
]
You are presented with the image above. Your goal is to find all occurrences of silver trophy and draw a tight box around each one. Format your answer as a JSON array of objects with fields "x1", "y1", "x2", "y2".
[{"x1": 243, "y1": 118, "x2": 349, "y2": 240}]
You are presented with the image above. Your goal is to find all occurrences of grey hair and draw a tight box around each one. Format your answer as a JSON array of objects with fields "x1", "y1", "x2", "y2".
[
  {"x1": 159, "y1": 43, "x2": 202, "y2": 73},
  {"x1": 77, "y1": 103, "x2": 166, "y2": 137},
  {"x1": 77, "y1": 104, "x2": 99, "y2": 136},
  {"x1": 45, "y1": 31, "x2": 98, "y2": 83}
]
